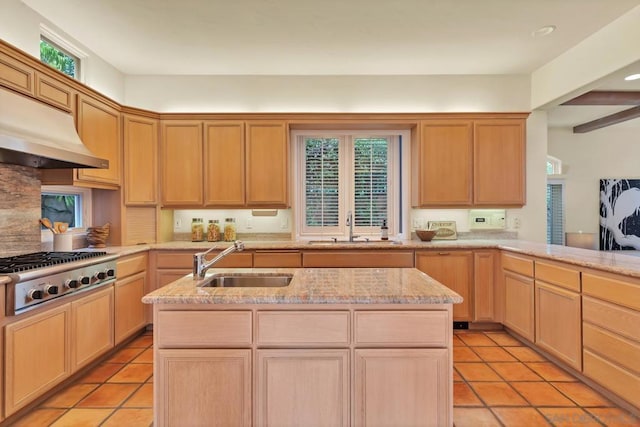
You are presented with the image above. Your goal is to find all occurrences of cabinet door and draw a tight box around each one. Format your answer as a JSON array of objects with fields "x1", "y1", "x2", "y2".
[
  {"x1": 256, "y1": 349, "x2": 349, "y2": 427},
  {"x1": 415, "y1": 251, "x2": 473, "y2": 321},
  {"x1": 473, "y1": 119, "x2": 525, "y2": 205},
  {"x1": 504, "y1": 271, "x2": 534, "y2": 341},
  {"x1": 535, "y1": 281, "x2": 582, "y2": 370},
  {"x1": 0, "y1": 51, "x2": 35, "y2": 96},
  {"x1": 156, "y1": 349, "x2": 251, "y2": 427},
  {"x1": 354, "y1": 348, "x2": 450, "y2": 427},
  {"x1": 4, "y1": 304, "x2": 71, "y2": 416},
  {"x1": 474, "y1": 251, "x2": 496, "y2": 322},
  {"x1": 161, "y1": 120, "x2": 203, "y2": 206},
  {"x1": 204, "y1": 121, "x2": 245, "y2": 206},
  {"x1": 123, "y1": 114, "x2": 158, "y2": 205},
  {"x1": 35, "y1": 73, "x2": 75, "y2": 112},
  {"x1": 414, "y1": 120, "x2": 472, "y2": 206},
  {"x1": 71, "y1": 287, "x2": 114, "y2": 371},
  {"x1": 115, "y1": 271, "x2": 147, "y2": 344},
  {"x1": 76, "y1": 93, "x2": 122, "y2": 186},
  {"x1": 245, "y1": 121, "x2": 289, "y2": 207}
]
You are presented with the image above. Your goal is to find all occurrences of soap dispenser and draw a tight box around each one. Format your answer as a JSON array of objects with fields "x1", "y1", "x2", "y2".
[{"x1": 381, "y1": 219, "x2": 389, "y2": 241}]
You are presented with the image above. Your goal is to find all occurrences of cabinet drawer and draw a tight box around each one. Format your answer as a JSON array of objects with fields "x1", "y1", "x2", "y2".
[
  {"x1": 583, "y1": 296, "x2": 640, "y2": 342},
  {"x1": 155, "y1": 251, "x2": 252, "y2": 269},
  {"x1": 157, "y1": 311, "x2": 252, "y2": 347},
  {"x1": 583, "y1": 323, "x2": 640, "y2": 375},
  {"x1": 253, "y1": 251, "x2": 302, "y2": 268},
  {"x1": 303, "y1": 251, "x2": 414, "y2": 268},
  {"x1": 501, "y1": 253, "x2": 533, "y2": 277},
  {"x1": 354, "y1": 311, "x2": 448, "y2": 347},
  {"x1": 256, "y1": 311, "x2": 349, "y2": 347},
  {"x1": 583, "y1": 272, "x2": 640, "y2": 311},
  {"x1": 535, "y1": 261, "x2": 580, "y2": 292},
  {"x1": 117, "y1": 253, "x2": 148, "y2": 278},
  {"x1": 583, "y1": 349, "x2": 640, "y2": 408}
]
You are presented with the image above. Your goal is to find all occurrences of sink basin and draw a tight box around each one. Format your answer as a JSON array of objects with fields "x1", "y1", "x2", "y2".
[{"x1": 199, "y1": 274, "x2": 293, "y2": 288}]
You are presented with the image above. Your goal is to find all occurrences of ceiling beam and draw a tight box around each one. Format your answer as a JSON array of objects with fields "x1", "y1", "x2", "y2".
[
  {"x1": 562, "y1": 91, "x2": 640, "y2": 105},
  {"x1": 573, "y1": 105, "x2": 640, "y2": 133}
]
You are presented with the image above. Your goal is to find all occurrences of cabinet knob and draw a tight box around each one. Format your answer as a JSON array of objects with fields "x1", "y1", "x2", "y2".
[{"x1": 28, "y1": 289, "x2": 44, "y2": 300}]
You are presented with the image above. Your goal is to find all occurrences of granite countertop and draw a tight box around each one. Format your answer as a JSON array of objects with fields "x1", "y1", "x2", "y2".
[{"x1": 141, "y1": 267, "x2": 464, "y2": 305}]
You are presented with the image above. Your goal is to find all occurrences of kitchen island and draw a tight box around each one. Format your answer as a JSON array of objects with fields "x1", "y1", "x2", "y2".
[{"x1": 143, "y1": 267, "x2": 462, "y2": 427}]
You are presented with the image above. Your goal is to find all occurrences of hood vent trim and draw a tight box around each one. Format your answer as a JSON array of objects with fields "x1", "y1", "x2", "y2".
[{"x1": 0, "y1": 89, "x2": 108, "y2": 169}]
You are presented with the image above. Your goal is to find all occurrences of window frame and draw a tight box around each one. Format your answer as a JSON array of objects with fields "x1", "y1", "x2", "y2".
[
  {"x1": 41, "y1": 186, "x2": 92, "y2": 238},
  {"x1": 292, "y1": 129, "x2": 407, "y2": 240},
  {"x1": 39, "y1": 25, "x2": 87, "y2": 82}
]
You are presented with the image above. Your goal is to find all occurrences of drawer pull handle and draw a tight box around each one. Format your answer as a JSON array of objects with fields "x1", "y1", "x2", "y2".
[{"x1": 438, "y1": 252, "x2": 450, "y2": 256}]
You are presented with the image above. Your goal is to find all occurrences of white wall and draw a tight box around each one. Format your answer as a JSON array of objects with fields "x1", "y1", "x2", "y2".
[
  {"x1": 548, "y1": 125, "x2": 640, "y2": 234},
  {"x1": 124, "y1": 74, "x2": 530, "y2": 113},
  {"x1": 0, "y1": 0, "x2": 125, "y2": 102}
]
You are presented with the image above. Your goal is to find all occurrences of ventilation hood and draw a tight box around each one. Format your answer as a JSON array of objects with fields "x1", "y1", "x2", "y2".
[{"x1": 0, "y1": 89, "x2": 108, "y2": 169}]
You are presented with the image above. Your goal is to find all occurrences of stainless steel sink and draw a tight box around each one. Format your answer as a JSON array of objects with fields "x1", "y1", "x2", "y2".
[{"x1": 199, "y1": 274, "x2": 293, "y2": 288}]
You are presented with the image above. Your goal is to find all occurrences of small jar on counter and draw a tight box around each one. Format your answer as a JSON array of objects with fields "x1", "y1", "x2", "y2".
[
  {"x1": 223, "y1": 218, "x2": 237, "y2": 242},
  {"x1": 207, "y1": 219, "x2": 221, "y2": 242},
  {"x1": 191, "y1": 218, "x2": 204, "y2": 242}
]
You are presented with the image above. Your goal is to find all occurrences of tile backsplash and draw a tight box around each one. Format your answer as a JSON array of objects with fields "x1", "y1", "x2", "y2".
[{"x1": 0, "y1": 164, "x2": 41, "y2": 256}]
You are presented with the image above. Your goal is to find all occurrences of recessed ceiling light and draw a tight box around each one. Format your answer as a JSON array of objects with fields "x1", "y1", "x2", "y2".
[
  {"x1": 624, "y1": 73, "x2": 640, "y2": 81},
  {"x1": 531, "y1": 25, "x2": 556, "y2": 38}
]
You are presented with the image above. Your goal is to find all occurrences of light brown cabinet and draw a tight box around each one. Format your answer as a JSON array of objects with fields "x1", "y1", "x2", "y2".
[
  {"x1": 160, "y1": 120, "x2": 204, "y2": 206},
  {"x1": 71, "y1": 287, "x2": 114, "y2": 371},
  {"x1": 156, "y1": 349, "x2": 252, "y2": 427},
  {"x1": 204, "y1": 121, "x2": 245, "y2": 206},
  {"x1": 413, "y1": 120, "x2": 473, "y2": 206},
  {"x1": 302, "y1": 250, "x2": 414, "y2": 268},
  {"x1": 256, "y1": 349, "x2": 349, "y2": 426},
  {"x1": 123, "y1": 114, "x2": 158, "y2": 205},
  {"x1": 35, "y1": 73, "x2": 75, "y2": 113},
  {"x1": 415, "y1": 250, "x2": 473, "y2": 321},
  {"x1": 534, "y1": 261, "x2": 582, "y2": 370},
  {"x1": 502, "y1": 253, "x2": 535, "y2": 341},
  {"x1": 253, "y1": 250, "x2": 302, "y2": 268},
  {"x1": 115, "y1": 254, "x2": 147, "y2": 344},
  {"x1": 4, "y1": 305, "x2": 71, "y2": 416},
  {"x1": 245, "y1": 121, "x2": 289, "y2": 207},
  {"x1": 473, "y1": 119, "x2": 525, "y2": 205},
  {"x1": 474, "y1": 250, "x2": 497, "y2": 322},
  {"x1": 0, "y1": 50, "x2": 35, "y2": 96}
]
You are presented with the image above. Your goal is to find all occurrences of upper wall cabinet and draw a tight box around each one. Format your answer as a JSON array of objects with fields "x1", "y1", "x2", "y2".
[
  {"x1": 245, "y1": 121, "x2": 289, "y2": 207},
  {"x1": 123, "y1": 113, "x2": 159, "y2": 205},
  {"x1": 412, "y1": 116, "x2": 526, "y2": 207},
  {"x1": 161, "y1": 120, "x2": 204, "y2": 206},
  {"x1": 0, "y1": 50, "x2": 35, "y2": 97},
  {"x1": 41, "y1": 93, "x2": 122, "y2": 189},
  {"x1": 204, "y1": 121, "x2": 245, "y2": 206}
]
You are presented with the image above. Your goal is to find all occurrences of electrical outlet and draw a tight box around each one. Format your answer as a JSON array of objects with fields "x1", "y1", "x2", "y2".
[
  {"x1": 174, "y1": 219, "x2": 182, "y2": 229},
  {"x1": 246, "y1": 218, "x2": 253, "y2": 229},
  {"x1": 281, "y1": 217, "x2": 288, "y2": 229},
  {"x1": 513, "y1": 217, "x2": 521, "y2": 229},
  {"x1": 412, "y1": 218, "x2": 420, "y2": 229}
]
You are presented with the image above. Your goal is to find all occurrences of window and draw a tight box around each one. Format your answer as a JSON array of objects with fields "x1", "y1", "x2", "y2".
[
  {"x1": 295, "y1": 132, "x2": 401, "y2": 239},
  {"x1": 40, "y1": 36, "x2": 80, "y2": 79},
  {"x1": 547, "y1": 181, "x2": 564, "y2": 245},
  {"x1": 41, "y1": 186, "x2": 92, "y2": 232},
  {"x1": 547, "y1": 155, "x2": 562, "y2": 175}
]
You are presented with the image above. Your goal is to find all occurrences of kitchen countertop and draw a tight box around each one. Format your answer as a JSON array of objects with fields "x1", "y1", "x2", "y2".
[{"x1": 141, "y1": 267, "x2": 463, "y2": 305}]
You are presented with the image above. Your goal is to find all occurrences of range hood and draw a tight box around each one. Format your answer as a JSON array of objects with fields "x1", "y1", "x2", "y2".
[{"x1": 0, "y1": 89, "x2": 108, "y2": 169}]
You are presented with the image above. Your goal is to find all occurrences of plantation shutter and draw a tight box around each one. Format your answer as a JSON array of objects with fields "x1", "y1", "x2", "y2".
[
  {"x1": 304, "y1": 138, "x2": 340, "y2": 227},
  {"x1": 547, "y1": 183, "x2": 564, "y2": 244},
  {"x1": 353, "y1": 138, "x2": 388, "y2": 228}
]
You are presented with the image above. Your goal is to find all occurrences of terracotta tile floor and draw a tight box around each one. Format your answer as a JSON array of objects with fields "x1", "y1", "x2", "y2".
[{"x1": 10, "y1": 329, "x2": 640, "y2": 426}]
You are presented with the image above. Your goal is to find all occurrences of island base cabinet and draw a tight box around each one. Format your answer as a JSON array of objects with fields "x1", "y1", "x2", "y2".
[
  {"x1": 256, "y1": 350, "x2": 349, "y2": 427},
  {"x1": 354, "y1": 348, "x2": 450, "y2": 427},
  {"x1": 155, "y1": 349, "x2": 251, "y2": 427}
]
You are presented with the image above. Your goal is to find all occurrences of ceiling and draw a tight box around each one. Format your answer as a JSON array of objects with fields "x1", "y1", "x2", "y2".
[{"x1": 19, "y1": 0, "x2": 640, "y2": 128}]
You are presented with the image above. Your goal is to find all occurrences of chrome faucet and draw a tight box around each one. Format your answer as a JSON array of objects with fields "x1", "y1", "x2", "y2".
[
  {"x1": 346, "y1": 211, "x2": 359, "y2": 242},
  {"x1": 193, "y1": 240, "x2": 245, "y2": 279}
]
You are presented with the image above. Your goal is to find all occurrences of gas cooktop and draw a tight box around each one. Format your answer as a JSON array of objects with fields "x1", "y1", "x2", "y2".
[{"x1": 0, "y1": 251, "x2": 108, "y2": 274}]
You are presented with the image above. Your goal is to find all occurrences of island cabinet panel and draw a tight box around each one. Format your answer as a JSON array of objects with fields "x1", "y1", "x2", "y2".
[
  {"x1": 354, "y1": 348, "x2": 449, "y2": 427},
  {"x1": 4, "y1": 304, "x2": 71, "y2": 416},
  {"x1": 71, "y1": 287, "x2": 114, "y2": 372},
  {"x1": 502, "y1": 253, "x2": 535, "y2": 341},
  {"x1": 157, "y1": 311, "x2": 252, "y2": 348},
  {"x1": 256, "y1": 349, "x2": 349, "y2": 427},
  {"x1": 413, "y1": 120, "x2": 473, "y2": 206},
  {"x1": 473, "y1": 119, "x2": 525, "y2": 206},
  {"x1": 415, "y1": 251, "x2": 473, "y2": 321},
  {"x1": 245, "y1": 121, "x2": 289, "y2": 207},
  {"x1": 156, "y1": 349, "x2": 252, "y2": 427},
  {"x1": 256, "y1": 311, "x2": 349, "y2": 347},
  {"x1": 302, "y1": 250, "x2": 414, "y2": 268},
  {"x1": 123, "y1": 114, "x2": 159, "y2": 205},
  {"x1": 160, "y1": 120, "x2": 204, "y2": 206},
  {"x1": 204, "y1": 121, "x2": 245, "y2": 206},
  {"x1": 354, "y1": 311, "x2": 448, "y2": 347}
]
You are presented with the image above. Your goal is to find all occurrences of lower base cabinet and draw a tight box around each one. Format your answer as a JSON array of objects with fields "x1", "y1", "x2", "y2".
[
  {"x1": 256, "y1": 349, "x2": 349, "y2": 426},
  {"x1": 354, "y1": 348, "x2": 449, "y2": 427},
  {"x1": 71, "y1": 287, "x2": 114, "y2": 371},
  {"x1": 503, "y1": 271, "x2": 534, "y2": 341},
  {"x1": 156, "y1": 349, "x2": 252, "y2": 427}
]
